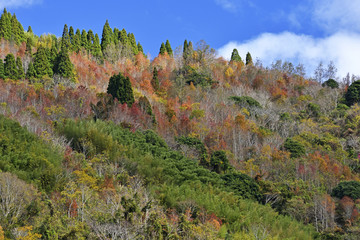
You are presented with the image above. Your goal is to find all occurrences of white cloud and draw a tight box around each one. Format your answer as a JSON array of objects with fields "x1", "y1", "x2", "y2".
[
  {"x1": 0, "y1": 0, "x2": 42, "y2": 9},
  {"x1": 215, "y1": 0, "x2": 238, "y2": 13},
  {"x1": 218, "y1": 31, "x2": 360, "y2": 78}
]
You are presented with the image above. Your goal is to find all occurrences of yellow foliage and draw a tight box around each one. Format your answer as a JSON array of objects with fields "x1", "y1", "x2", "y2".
[
  {"x1": 225, "y1": 67, "x2": 234, "y2": 78},
  {"x1": 0, "y1": 226, "x2": 4, "y2": 240},
  {"x1": 15, "y1": 226, "x2": 42, "y2": 240}
]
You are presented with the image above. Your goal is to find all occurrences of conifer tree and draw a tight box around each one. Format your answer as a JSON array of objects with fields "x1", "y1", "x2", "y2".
[
  {"x1": 246, "y1": 52, "x2": 253, "y2": 66},
  {"x1": 4, "y1": 53, "x2": 17, "y2": 79},
  {"x1": 0, "y1": 9, "x2": 12, "y2": 40},
  {"x1": 48, "y1": 45, "x2": 58, "y2": 69},
  {"x1": 16, "y1": 57, "x2": 24, "y2": 79},
  {"x1": 113, "y1": 27, "x2": 120, "y2": 44},
  {"x1": 151, "y1": 67, "x2": 160, "y2": 91},
  {"x1": 0, "y1": 59, "x2": 4, "y2": 79},
  {"x1": 60, "y1": 24, "x2": 71, "y2": 52},
  {"x1": 81, "y1": 29, "x2": 89, "y2": 50},
  {"x1": 27, "y1": 26, "x2": 33, "y2": 34},
  {"x1": 33, "y1": 46, "x2": 53, "y2": 78},
  {"x1": 107, "y1": 72, "x2": 134, "y2": 107},
  {"x1": 119, "y1": 29, "x2": 128, "y2": 46},
  {"x1": 128, "y1": 33, "x2": 138, "y2": 55},
  {"x1": 137, "y1": 42, "x2": 144, "y2": 54},
  {"x1": 69, "y1": 26, "x2": 75, "y2": 50},
  {"x1": 26, "y1": 62, "x2": 36, "y2": 80},
  {"x1": 165, "y1": 40, "x2": 173, "y2": 57},
  {"x1": 101, "y1": 20, "x2": 113, "y2": 52},
  {"x1": 230, "y1": 48, "x2": 242, "y2": 63},
  {"x1": 11, "y1": 13, "x2": 25, "y2": 44},
  {"x1": 159, "y1": 42, "x2": 166, "y2": 55},
  {"x1": 87, "y1": 30, "x2": 95, "y2": 46},
  {"x1": 92, "y1": 34, "x2": 103, "y2": 59},
  {"x1": 73, "y1": 29, "x2": 81, "y2": 53},
  {"x1": 25, "y1": 37, "x2": 32, "y2": 55},
  {"x1": 54, "y1": 50, "x2": 75, "y2": 81}
]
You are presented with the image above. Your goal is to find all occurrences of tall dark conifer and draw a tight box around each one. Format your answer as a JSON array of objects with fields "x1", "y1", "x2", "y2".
[
  {"x1": 33, "y1": 46, "x2": 53, "y2": 78},
  {"x1": 54, "y1": 50, "x2": 74, "y2": 81},
  {"x1": 73, "y1": 29, "x2": 81, "y2": 53},
  {"x1": 25, "y1": 37, "x2": 32, "y2": 55},
  {"x1": 165, "y1": 40, "x2": 173, "y2": 57},
  {"x1": 27, "y1": 26, "x2": 33, "y2": 34},
  {"x1": 16, "y1": 57, "x2": 24, "y2": 79},
  {"x1": 230, "y1": 48, "x2": 242, "y2": 63},
  {"x1": 137, "y1": 42, "x2": 144, "y2": 54},
  {"x1": 0, "y1": 59, "x2": 4, "y2": 79},
  {"x1": 69, "y1": 26, "x2": 75, "y2": 50},
  {"x1": 101, "y1": 20, "x2": 113, "y2": 52},
  {"x1": 128, "y1": 33, "x2": 138, "y2": 55},
  {"x1": 159, "y1": 42, "x2": 166, "y2": 55},
  {"x1": 0, "y1": 9, "x2": 12, "y2": 40},
  {"x1": 26, "y1": 62, "x2": 36, "y2": 80},
  {"x1": 11, "y1": 13, "x2": 25, "y2": 44},
  {"x1": 92, "y1": 34, "x2": 103, "y2": 59},
  {"x1": 61, "y1": 24, "x2": 71, "y2": 52},
  {"x1": 4, "y1": 53, "x2": 17, "y2": 79},
  {"x1": 107, "y1": 72, "x2": 134, "y2": 107},
  {"x1": 151, "y1": 67, "x2": 160, "y2": 91},
  {"x1": 246, "y1": 52, "x2": 253, "y2": 66},
  {"x1": 81, "y1": 29, "x2": 89, "y2": 51}
]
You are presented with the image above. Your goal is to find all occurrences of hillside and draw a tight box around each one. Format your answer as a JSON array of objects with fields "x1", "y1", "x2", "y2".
[{"x1": 0, "y1": 8, "x2": 360, "y2": 239}]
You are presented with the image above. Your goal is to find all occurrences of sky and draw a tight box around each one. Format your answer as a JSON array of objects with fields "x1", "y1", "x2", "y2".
[{"x1": 1, "y1": 0, "x2": 360, "y2": 78}]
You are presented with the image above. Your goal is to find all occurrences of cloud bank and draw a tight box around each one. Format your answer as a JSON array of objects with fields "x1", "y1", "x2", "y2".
[
  {"x1": 218, "y1": 31, "x2": 360, "y2": 78},
  {"x1": 0, "y1": 0, "x2": 42, "y2": 9}
]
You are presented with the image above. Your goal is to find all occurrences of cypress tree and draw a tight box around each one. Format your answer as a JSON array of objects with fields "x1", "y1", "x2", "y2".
[
  {"x1": 107, "y1": 72, "x2": 134, "y2": 107},
  {"x1": 87, "y1": 30, "x2": 95, "y2": 47},
  {"x1": 81, "y1": 29, "x2": 89, "y2": 51},
  {"x1": 33, "y1": 46, "x2": 53, "y2": 78},
  {"x1": 159, "y1": 42, "x2": 166, "y2": 55},
  {"x1": 165, "y1": 40, "x2": 173, "y2": 57},
  {"x1": 26, "y1": 62, "x2": 36, "y2": 80},
  {"x1": 230, "y1": 48, "x2": 242, "y2": 63},
  {"x1": 12, "y1": 13, "x2": 25, "y2": 44},
  {"x1": 246, "y1": 52, "x2": 253, "y2": 66},
  {"x1": 54, "y1": 50, "x2": 75, "y2": 81},
  {"x1": 0, "y1": 9, "x2": 12, "y2": 40},
  {"x1": 25, "y1": 37, "x2": 32, "y2": 55},
  {"x1": 4, "y1": 53, "x2": 17, "y2": 79},
  {"x1": 183, "y1": 39, "x2": 188, "y2": 60},
  {"x1": 119, "y1": 29, "x2": 128, "y2": 46},
  {"x1": 73, "y1": 29, "x2": 81, "y2": 53},
  {"x1": 128, "y1": 33, "x2": 138, "y2": 55},
  {"x1": 113, "y1": 27, "x2": 120, "y2": 45},
  {"x1": 101, "y1": 20, "x2": 113, "y2": 52},
  {"x1": 92, "y1": 34, "x2": 103, "y2": 59},
  {"x1": 60, "y1": 24, "x2": 71, "y2": 52},
  {"x1": 48, "y1": 44, "x2": 58, "y2": 69},
  {"x1": 69, "y1": 26, "x2": 75, "y2": 50},
  {"x1": 137, "y1": 42, "x2": 144, "y2": 54},
  {"x1": 27, "y1": 26, "x2": 33, "y2": 34},
  {"x1": 151, "y1": 67, "x2": 160, "y2": 91},
  {"x1": 0, "y1": 59, "x2": 4, "y2": 79},
  {"x1": 16, "y1": 57, "x2": 25, "y2": 79}
]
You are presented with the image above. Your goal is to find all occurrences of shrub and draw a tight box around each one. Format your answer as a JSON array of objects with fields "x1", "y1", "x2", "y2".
[
  {"x1": 345, "y1": 80, "x2": 360, "y2": 106},
  {"x1": 283, "y1": 138, "x2": 305, "y2": 158},
  {"x1": 229, "y1": 96, "x2": 262, "y2": 108},
  {"x1": 221, "y1": 172, "x2": 262, "y2": 201},
  {"x1": 322, "y1": 78, "x2": 339, "y2": 89},
  {"x1": 331, "y1": 181, "x2": 360, "y2": 200}
]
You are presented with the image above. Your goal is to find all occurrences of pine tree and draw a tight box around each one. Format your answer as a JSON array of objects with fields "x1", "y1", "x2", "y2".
[
  {"x1": 16, "y1": 57, "x2": 24, "y2": 79},
  {"x1": 0, "y1": 59, "x2": 4, "y2": 79},
  {"x1": 128, "y1": 33, "x2": 138, "y2": 55},
  {"x1": 54, "y1": 50, "x2": 75, "y2": 81},
  {"x1": 159, "y1": 42, "x2": 166, "y2": 55},
  {"x1": 0, "y1": 9, "x2": 12, "y2": 40},
  {"x1": 113, "y1": 27, "x2": 120, "y2": 45},
  {"x1": 101, "y1": 20, "x2": 113, "y2": 52},
  {"x1": 33, "y1": 46, "x2": 53, "y2": 78},
  {"x1": 92, "y1": 34, "x2": 103, "y2": 59},
  {"x1": 69, "y1": 26, "x2": 75, "y2": 50},
  {"x1": 230, "y1": 48, "x2": 242, "y2": 63},
  {"x1": 25, "y1": 37, "x2": 32, "y2": 55},
  {"x1": 87, "y1": 30, "x2": 95, "y2": 47},
  {"x1": 60, "y1": 24, "x2": 71, "y2": 52},
  {"x1": 4, "y1": 53, "x2": 17, "y2": 79},
  {"x1": 246, "y1": 52, "x2": 253, "y2": 66},
  {"x1": 11, "y1": 13, "x2": 25, "y2": 44},
  {"x1": 151, "y1": 67, "x2": 160, "y2": 91},
  {"x1": 27, "y1": 26, "x2": 33, "y2": 34},
  {"x1": 48, "y1": 44, "x2": 58, "y2": 69},
  {"x1": 26, "y1": 62, "x2": 36, "y2": 80},
  {"x1": 165, "y1": 40, "x2": 173, "y2": 57},
  {"x1": 107, "y1": 72, "x2": 135, "y2": 107},
  {"x1": 81, "y1": 29, "x2": 89, "y2": 51},
  {"x1": 73, "y1": 29, "x2": 81, "y2": 53},
  {"x1": 137, "y1": 42, "x2": 144, "y2": 54},
  {"x1": 119, "y1": 29, "x2": 128, "y2": 46}
]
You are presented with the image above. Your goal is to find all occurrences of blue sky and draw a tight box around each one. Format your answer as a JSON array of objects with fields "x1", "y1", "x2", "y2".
[{"x1": 2, "y1": 0, "x2": 360, "y2": 77}]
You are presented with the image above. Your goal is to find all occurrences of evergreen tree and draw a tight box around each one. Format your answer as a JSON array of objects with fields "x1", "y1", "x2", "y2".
[
  {"x1": 73, "y1": 29, "x2": 81, "y2": 53},
  {"x1": 16, "y1": 57, "x2": 24, "y2": 79},
  {"x1": 151, "y1": 67, "x2": 160, "y2": 91},
  {"x1": 87, "y1": 30, "x2": 95, "y2": 47},
  {"x1": 246, "y1": 52, "x2": 253, "y2": 66},
  {"x1": 165, "y1": 40, "x2": 173, "y2": 57},
  {"x1": 137, "y1": 42, "x2": 144, "y2": 54},
  {"x1": 0, "y1": 9, "x2": 12, "y2": 40},
  {"x1": 159, "y1": 42, "x2": 166, "y2": 55},
  {"x1": 101, "y1": 20, "x2": 113, "y2": 52},
  {"x1": 92, "y1": 34, "x2": 103, "y2": 59},
  {"x1": 69, "y1": 26, "x2": 75, "y2": 50},
  {"x1": 60, "y1": 24, "x2": 71, "y2": 52},
  {"x1": 11, "y1": 13, "x2": 25, "y2": 44},
  {"x1": 54, "y1": 50, "x2": 75, "y2": 80},
  {"x1": 230, "y1": 48, "x2": 242, "y2": 63},
  {"x1": 4, "y1": 53, "x2": 17, "y2": 79},
  {"x1": 26, "y1": 62, "x2": 36, "y2": 80},
  {"x1": 33, "y1": 46, "x2": 53, "y2": 78},
  {"x1": 113, "y1": 27, "x2": 120, "y2": 45},
  {"x1": 107, "y1": 72, "x2": 135, "y2": 107},
  {"x1": 119, "y1": 29, "x2": 128, "y2": 48},
  {"x1": 81, "y1": 29, "x2": 89, "y2": 51},
  {"x1": 0, "y1": 59, "x2": 4, "y2": 79},
  {"x1": 25, "y1": 37, "x2": 32, "y2": 55},
  {"x1": 128, "y1": 33, "x2": 138, "y2": 55},
  {"x1": 27, "y1": 26, "x2": 33, "y2": 34}
]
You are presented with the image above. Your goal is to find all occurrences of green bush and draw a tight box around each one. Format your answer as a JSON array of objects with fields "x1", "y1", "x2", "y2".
[
  {"x1": 221, "y1": 172, "x2": 262, "y2": 201},
  {"x1": 284, "y1": 138, "x2": 306, "y2": 158},
  {"x1": 229, "y1": 96, "x2": 262, "y2": 108},
  {"x1": 331, "y1": 181, "x2": 360, "y2": 200},
  {"x1": 345, "y1": 80, "x2": 360, "y2": 106},
  {"x1": 322, "y1": 79, "x2": 339, "y2": 89}
]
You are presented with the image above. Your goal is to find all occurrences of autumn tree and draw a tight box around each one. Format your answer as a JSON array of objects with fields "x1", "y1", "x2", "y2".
[{"x1": 107, "y1": 72, "x2": 135, "y2": 107}]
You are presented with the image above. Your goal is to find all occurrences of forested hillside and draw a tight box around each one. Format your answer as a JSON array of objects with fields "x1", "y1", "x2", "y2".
[{"x1": 0, "y1": 8, "x2": 360, "y2": 239}]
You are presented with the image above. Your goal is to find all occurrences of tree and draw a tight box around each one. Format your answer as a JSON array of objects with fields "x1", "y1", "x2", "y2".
[
  {"x1": 26, "y1": 62, "x2": 36, "y2": 80},
  {"x1": 137, "y1": 42, "x2": 144, "y2": 54},
  {"x1": 16, "y1": 56, "x2": 25, "y2": 79},
  {"x1": 246, "y1": 52, "x2": 253, "y2": 65},
  {"x1": 33, "y1": 46, "x2": 53, "y2": 78},
  {"x1": 165, "y1": 40, "x2": 173, "y2": 57},
  {"x1": 4, "y1": 53, "x2": 17, "y2": 79},
  {"x1": 101, "y1": 20, "x2": 113, "y2": 52},
  {"x1": 345, "y1": 80, "x2": 360, "y2": 106},
  {"x1": 283, "y1": 138, "x2": 305, "y2": 158},
  {"x1": 322, "y1": 79, "x2": 339, "y2": 89},
  {"x1": 53, "y1": 50, "x2": 75, "y2": 81},
  {"x1": 27, "y1": 25, "x2": 33, "y2": 33},
  {"x1": 69, "y1": 26, "x2": 75, "y2": 49},
  {"x1": 72, "y1": 28, "x2": 81, "y2": 53},
  {"x1": 11, "y1": 13, "x2": 25, "y2": 44},
  {"x1": 107, "y1": 72, "x2": 135, "y2": 106},
  {"x1": 25, "y1": 37, "x2": 33, "y2": 55},
  {"x1": 331, "y1": 181, "x2": 360, "y2": 200},
  {"x1": 324, "y1": 61, "x2": 337, "y2": 80},
  {"x1": 0, "y1": 9, "x2": 12, "y2": 40},
  {"x1": 0, "y1": 59, "x2": 4, "y2": 79},
  {"x1": 128, "y1": 33, "x2": 138, "y2": 55},
  {"x1": 210, "y1": 150, "x2": 229, "y2": 173},
  {"x1": 159, "y1": 42, "x2": 166, "y2": 55},
  {"x1": 230, "y1": 48, "x2": 242, "y2": 63},
  {"x1": 60, "y1": 24, "x2": 71, "y2": 52},
  {"x1": 81, "y1": 29, "x2": 89, "y2": 51},
  {"x1": 92, "y1": 33, "x2": 103, "y2": 59},
  {"x1": 314, "y1": 62, "x2": 325, "y2": 83},
  {"x1": 151, "y1": 67, "x2": 160, "y2": 91}
]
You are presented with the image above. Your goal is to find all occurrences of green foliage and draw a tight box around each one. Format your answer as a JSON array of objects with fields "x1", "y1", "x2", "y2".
[
  {"x1": 210, "y1": 150, "x2": 229, "y2": 173},
  {"x1": 331, "y1": 181, "x2": 360, "y2": 200},
  {"x1": 60, "y1": 24, "x2": 70, "y2": 52},
  {"x1": 33, "y1": 46, "x2": 53, "y2": 78},
  {"x1": 230, "y1": 48, "x2": 242, "y2": 63},
  {"x1": 73, "y1": 28, "x2": 81, "y2": 53},
  {"x1": 80, "y1": 29, "x2": 89, "y2": 50},
  {"x1": 4, "y1": 53, "x2": 17, "y2": 79},
  {"x1": 221, "y1": 172, "x2": 262, "y2": 201},
  {"x1": 0, "y1": 9, "x2": 25, "y2": 44},
  {"x1": 182, "y1": 65, "x2": 213, "y2": 87},
  {"x1": 128, "y1": 32, "x2": 138, "y2": 55},
  {"x1": 322, "y1": 78, "x2": 339, "y2": 89},
  {"x1": 92, "y1": 33, "x2": 103, "y2": 58},
  {"x1": 16, "y1": 56, "x2": 24, "y2": 79},
  {"x1": 107, "y1": 72, "x2": 135, "y2": 106},
  {"x1": 151, "y1": 67, "x2": 160, "y2": 91},
  {"x1": 307, "y1": 102, "x2": 321, "y2": 118},
  {"x1": 25, "y1": 36, "x2": 33, "y2": 55},
  {"x1": 230, "y1": 96, "x2": 262, "y2": 108},
  {"x1": 53, "y1": 50, "x2": 75, "y2": 81},
  {"x1": 0, "y1": 115, "x2": 62, "y2": 192},
  {"x1": 165, "y1": 39, "x2": 173, "y2": 57},
  {"x1": 137, "y1": 42, "x2": 144, "y2": 54},
  {"x1": 246, "y1": 52, "x2": 253, "y2": 65},
  {"x1": 26, "y1": 62, "x2": 36, "y2": 80},
  {"x1": 159, "y1": 42, "x2": 166, "y2": 55},
  {"x1": 100, "y1": 20, "x2": 113, "y2": 52},
  {"x1": 284, "y1": 138, "x2": 306, "y2": 158},
  {"x1": 345, "y1": 80, "x2": 360, "y2": 106},
  {"x1": 0, "y1": 58, "x2": 4, "y2": 79}
]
